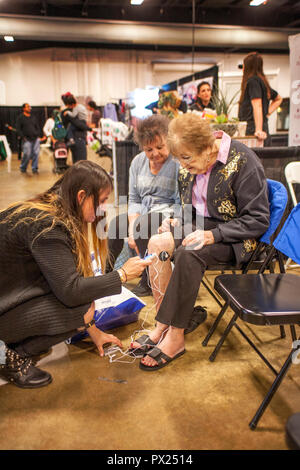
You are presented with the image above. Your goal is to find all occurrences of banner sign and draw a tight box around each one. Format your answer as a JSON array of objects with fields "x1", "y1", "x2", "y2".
[{"x1": 289, "y1": 33, "x2": 300, "y2": 146}]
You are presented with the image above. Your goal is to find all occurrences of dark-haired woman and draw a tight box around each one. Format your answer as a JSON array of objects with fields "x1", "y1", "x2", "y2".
[
  {"x1": 106, "y1": 114, "x2": 180, "y2": 297},
  {"x1": 189, "y1": 81, "x2": 214, "y2": 112},
  {"x1": 238, "y1": 52, "x2": 282, "y2": 146},
  {"x1": 0, "y1": 161, "x2": 152, "y2": 388}
]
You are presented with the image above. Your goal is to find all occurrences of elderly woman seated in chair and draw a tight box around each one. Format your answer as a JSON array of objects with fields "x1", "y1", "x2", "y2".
[{"x1": 130, "y1": 113, "x2": 270, "y2": 371}]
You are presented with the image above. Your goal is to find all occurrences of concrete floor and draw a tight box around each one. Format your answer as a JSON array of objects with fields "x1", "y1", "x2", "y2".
[{"x1": 0, "y1": 147, "x2": 299, "y2": 450}]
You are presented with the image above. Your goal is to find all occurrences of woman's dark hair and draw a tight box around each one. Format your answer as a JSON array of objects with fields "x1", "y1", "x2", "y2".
[
  {"x1": 197, "y1": 81, "x2": 211, "y2": 94},
  {"x1": 134, "y1": 114, "x2": 170, "y2": 149},
  {"x1": 61, "y1": 92, "x2": 76, "y2": 106},
  {"x1": 87, "y1": 100, "x2": 97, "y2": 109},
  {"x1": 3, "y1": 161, "x2": 113, "y2": 276},
  {"x1": 239, "y1": 51, "x2": 271, "y2": 105},
  {"x1": 47, "y1": 160, "x2": 112, "y2": 220}
]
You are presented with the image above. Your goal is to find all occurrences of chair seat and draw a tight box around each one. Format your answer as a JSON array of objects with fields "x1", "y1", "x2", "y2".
[
  {"x1": 214, "y1": 273, "x2": 300, "y2": 326},
  {"x1": 286, "y1": 413, "x2": 300, "y2": 450}
]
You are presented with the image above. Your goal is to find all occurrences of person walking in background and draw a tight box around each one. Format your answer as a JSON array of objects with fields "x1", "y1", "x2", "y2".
[
  {"x1": 61, "y1": 93, "x2": 90, "y2": 164},
  {"x1": 87, "y1": 100, "x2": 101, "y2": 128},
  {"x1": 238, "y1": 52, "x2": 282, "y2": 147},
  {"x1": 16, "y1": 103, "x2": 41, "y2": 174}
]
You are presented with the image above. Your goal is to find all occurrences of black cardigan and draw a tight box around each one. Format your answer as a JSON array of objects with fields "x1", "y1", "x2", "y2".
[{"x1": 0, "y1": 208, "x2": 121, "y2": 317}]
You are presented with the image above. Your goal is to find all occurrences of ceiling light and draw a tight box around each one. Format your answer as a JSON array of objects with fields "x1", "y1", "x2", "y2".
[
  {"x1": 4, "y1": 35, "x2": 14, "y2": 42},
  {"x1": 131, "y1": 0, "x2": 144, "y2": 5},
  {"x1": 249, "y1": 0, "x2": 268, "y2": 6}
]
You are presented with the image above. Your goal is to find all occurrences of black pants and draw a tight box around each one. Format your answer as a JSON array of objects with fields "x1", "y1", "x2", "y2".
[
  {"x1": 0, "y1": 293, "x2": 88, "y2": 357},
  {"x1": 71, "y1": 137, "x2": 87, "y2": 164},
  {"x1": 155, "y1": 218, "x2": 235, "y2": 329}
]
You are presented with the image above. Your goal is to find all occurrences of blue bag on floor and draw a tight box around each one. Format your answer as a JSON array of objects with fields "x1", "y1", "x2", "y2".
[{"x1": 69, "y1": 254, "x2": 145, "y2": 344}]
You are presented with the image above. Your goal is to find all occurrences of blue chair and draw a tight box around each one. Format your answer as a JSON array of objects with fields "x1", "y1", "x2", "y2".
[
  {"x1": 210, "y1": 202, "x2": 300, "y2": 429},
  {"x1": 202, "y1": 179, "x2": 288, "y2": 346}
]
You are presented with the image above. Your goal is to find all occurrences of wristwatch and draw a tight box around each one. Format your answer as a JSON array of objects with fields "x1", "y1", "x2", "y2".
[{"x1": 84, "y1": 319, "x2": 95, "y2": 329}]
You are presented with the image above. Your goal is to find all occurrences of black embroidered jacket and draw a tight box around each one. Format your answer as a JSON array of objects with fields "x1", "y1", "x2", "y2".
[{"x1": 177, "y1": 140, "x2": 270, "y2": 265}]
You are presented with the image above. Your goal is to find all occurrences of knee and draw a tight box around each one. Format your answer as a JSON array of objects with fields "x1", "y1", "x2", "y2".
[{"x1": 148, "y1": 232, "x2": 174, "y2": 256}]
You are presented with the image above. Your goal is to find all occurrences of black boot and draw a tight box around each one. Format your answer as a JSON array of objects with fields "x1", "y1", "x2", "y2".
[{"x1": 0, "y1": 348, "x2": 52, "y2": 389}]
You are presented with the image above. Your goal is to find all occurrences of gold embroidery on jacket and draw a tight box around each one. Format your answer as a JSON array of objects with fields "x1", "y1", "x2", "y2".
[
  {"x1": 243, "y1": 239, "x2": 257, "y2": 253},
  {"x1": 178, "y1": 167, "x2": 193, "y2": 208},
  {"x1": 217, "y1": 199, "x2": 237, "y2": 220}
]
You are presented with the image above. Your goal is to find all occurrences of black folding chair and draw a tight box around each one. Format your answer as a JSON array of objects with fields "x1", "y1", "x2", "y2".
[
  {"x1": 207, "y1": 202, "x2": 300, "y2": 429},
  {"x1": 202, "y1": 179, "x2": 288, "y2": 346}
]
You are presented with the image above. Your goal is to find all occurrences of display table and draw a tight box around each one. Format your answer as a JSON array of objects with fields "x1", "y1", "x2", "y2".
[
  {"x1": 0, "y1": 135, "x2": 12, "y2": 172},
  {"x1": 234, "y1": 135, "x2": 263, "y2": 148}
]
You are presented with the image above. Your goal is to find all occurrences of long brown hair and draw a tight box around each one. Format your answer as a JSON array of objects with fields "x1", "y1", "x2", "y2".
[
  {"x1": 239, "y1": 52, "x2": 271, "y2": 106},
  {"x1": 2, "y1": 161, "x2": 112, "y2": 277}
]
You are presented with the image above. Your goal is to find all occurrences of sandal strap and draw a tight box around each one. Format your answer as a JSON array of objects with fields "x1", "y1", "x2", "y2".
[
  {"x1": 135, "y1": 335, "x2": 156, "y2": 347},
  {"x1": 147, "y1": 347, "x2": 171, "y2": 365}
]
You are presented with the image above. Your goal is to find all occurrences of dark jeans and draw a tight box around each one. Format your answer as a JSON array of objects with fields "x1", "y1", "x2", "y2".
[
  {"x1": 106, "y1": 212, "x2": 165, "y2": 286},
  {"x1": 155, "y1": 218, "x2": 235, "y2": 329},
  {"x1": 71, "y1": 137, "x2": 87, "y2": 163},
  {"x1": 107, "y1": 212, "x2": 165, "y2": 269}
]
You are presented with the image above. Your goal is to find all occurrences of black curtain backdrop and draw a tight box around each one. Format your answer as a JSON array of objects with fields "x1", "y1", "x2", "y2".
[{"x1": 0, "y1": 106, "x2": 58, "y2": 152}]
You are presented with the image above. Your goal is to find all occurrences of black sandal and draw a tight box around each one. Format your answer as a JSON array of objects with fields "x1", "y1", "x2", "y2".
[
  {"x1": 128, "y1": 334, "x2": 156, "y2": 358},
  {"x1": 139, "y1": 346, "x2": 185, "y2": 371}
]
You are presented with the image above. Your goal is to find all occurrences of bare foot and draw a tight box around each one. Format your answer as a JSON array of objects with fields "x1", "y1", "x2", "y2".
[{"x1": 140, "y1": 327, "x2": 185, "y2": 368}]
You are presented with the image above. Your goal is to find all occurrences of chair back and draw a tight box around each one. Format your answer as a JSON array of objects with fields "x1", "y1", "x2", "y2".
[
  {"x1": 285, "y1": 161, "x2": 300, "y2": 207},
  {"x1": 260, "y1": 179, "x2": 288, "y2": 244},
  {"x1": 273, "y1": 202, "x2": 300, "y2": 265}
]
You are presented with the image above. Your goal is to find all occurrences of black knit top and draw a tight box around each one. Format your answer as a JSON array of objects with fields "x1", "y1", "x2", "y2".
[{"x1": 0, "y1": 207, "x2": 121, "y2": 317}]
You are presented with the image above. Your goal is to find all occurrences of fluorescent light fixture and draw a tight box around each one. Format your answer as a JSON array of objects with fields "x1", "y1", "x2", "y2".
[
  {"x1": 131, "y1": 0, "x2": 144, "y2": 5},
  {"x1": 4, "y1": 35, "x2": 14, "y2": 42},
  {"x1": 249, "y1": 0, "x2": 267, "y2": 5}
]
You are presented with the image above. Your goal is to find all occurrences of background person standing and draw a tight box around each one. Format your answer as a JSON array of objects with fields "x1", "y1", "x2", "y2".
[
  {"x1": 16, "y1": 103, "x2": 41, "y2": 174},
  {"x1": 238, "y1": 52, "x2": 282, "y2": 146}
]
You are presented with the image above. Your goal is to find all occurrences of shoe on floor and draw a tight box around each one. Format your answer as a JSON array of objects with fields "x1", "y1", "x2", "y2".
[
  {"x1": 131, "y1": 280, "x2": 153, "y2": 297},
  {"x1": 184, "y1": 305, "x2": 207, "y2": 335},
  {"x1": 32, "y1": 169, "x2": 39, "y2": 174},
  {"x1": 0, "y1": 348, "x2": 52, "y2": 389}
]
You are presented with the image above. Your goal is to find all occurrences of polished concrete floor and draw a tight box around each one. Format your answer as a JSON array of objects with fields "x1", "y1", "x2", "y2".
[{"x1": 0, "y1": 147, "x2": 299, "y2": 450}]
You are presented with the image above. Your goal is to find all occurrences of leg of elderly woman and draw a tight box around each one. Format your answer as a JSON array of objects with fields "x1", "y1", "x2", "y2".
[{"x1": 140, "y1": 241, "x2": 234, "y2": 369}]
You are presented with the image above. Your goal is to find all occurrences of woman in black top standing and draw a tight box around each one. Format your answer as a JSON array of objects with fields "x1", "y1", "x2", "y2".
[{"x1": 238, "y1": 52, "x2": 282, "y2": 146}]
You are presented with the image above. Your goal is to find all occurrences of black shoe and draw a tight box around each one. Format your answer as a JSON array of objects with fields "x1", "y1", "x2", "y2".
[
  {"x1": 0, "y1": 348, "x2": 52, "y2": 389},
  {"x1": 184, "y1": 306, "x2": 207, "y2": 335},
  {"x1": 132, "y1": 281, "x2": 153, "y2": 297},
  {"x1": 32, "y1": 169, "x2": 39, "y2": 174}
]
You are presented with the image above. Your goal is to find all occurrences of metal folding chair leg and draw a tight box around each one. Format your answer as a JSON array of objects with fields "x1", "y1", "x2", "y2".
[
  {"x1": 249, "y1": 348, "x2": 295, "y2": 430},
  {"x1": 209, "y1": 312, "x2": 238, "y2": 362},
  {"x1": 202, "y1": 300, "x2": 229, "y2": 347}
]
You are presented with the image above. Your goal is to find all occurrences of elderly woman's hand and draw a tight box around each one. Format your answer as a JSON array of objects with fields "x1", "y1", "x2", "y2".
[
  {"x1": 158, "y1": 217, "x2": 180, "y2": 234},
  {"x1": 128, "y1": 235, "x2": 139, "y2": 255},
  {"x1": 182, "y1": 230, "x2": 215, "y2": 250}
]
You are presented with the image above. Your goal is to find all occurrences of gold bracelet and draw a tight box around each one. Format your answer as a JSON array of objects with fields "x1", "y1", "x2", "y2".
[{"x1": 118, "y1": 268, "x2": 127, "y2": 283}]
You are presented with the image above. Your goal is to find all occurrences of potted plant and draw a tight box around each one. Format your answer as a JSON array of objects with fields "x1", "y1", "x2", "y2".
[{"x1": 210, "y1": 88, "x2": 240, "y2": 136}]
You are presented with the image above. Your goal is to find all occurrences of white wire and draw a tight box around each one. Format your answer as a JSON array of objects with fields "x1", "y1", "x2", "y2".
[{"x1": 105, "y1": 252, "x2": 170, "y2": 364}]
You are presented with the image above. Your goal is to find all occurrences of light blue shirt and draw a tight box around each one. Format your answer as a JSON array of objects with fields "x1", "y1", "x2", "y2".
[{"x1": 128, "y1": 152, "x2": 180, "y2": 216}]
